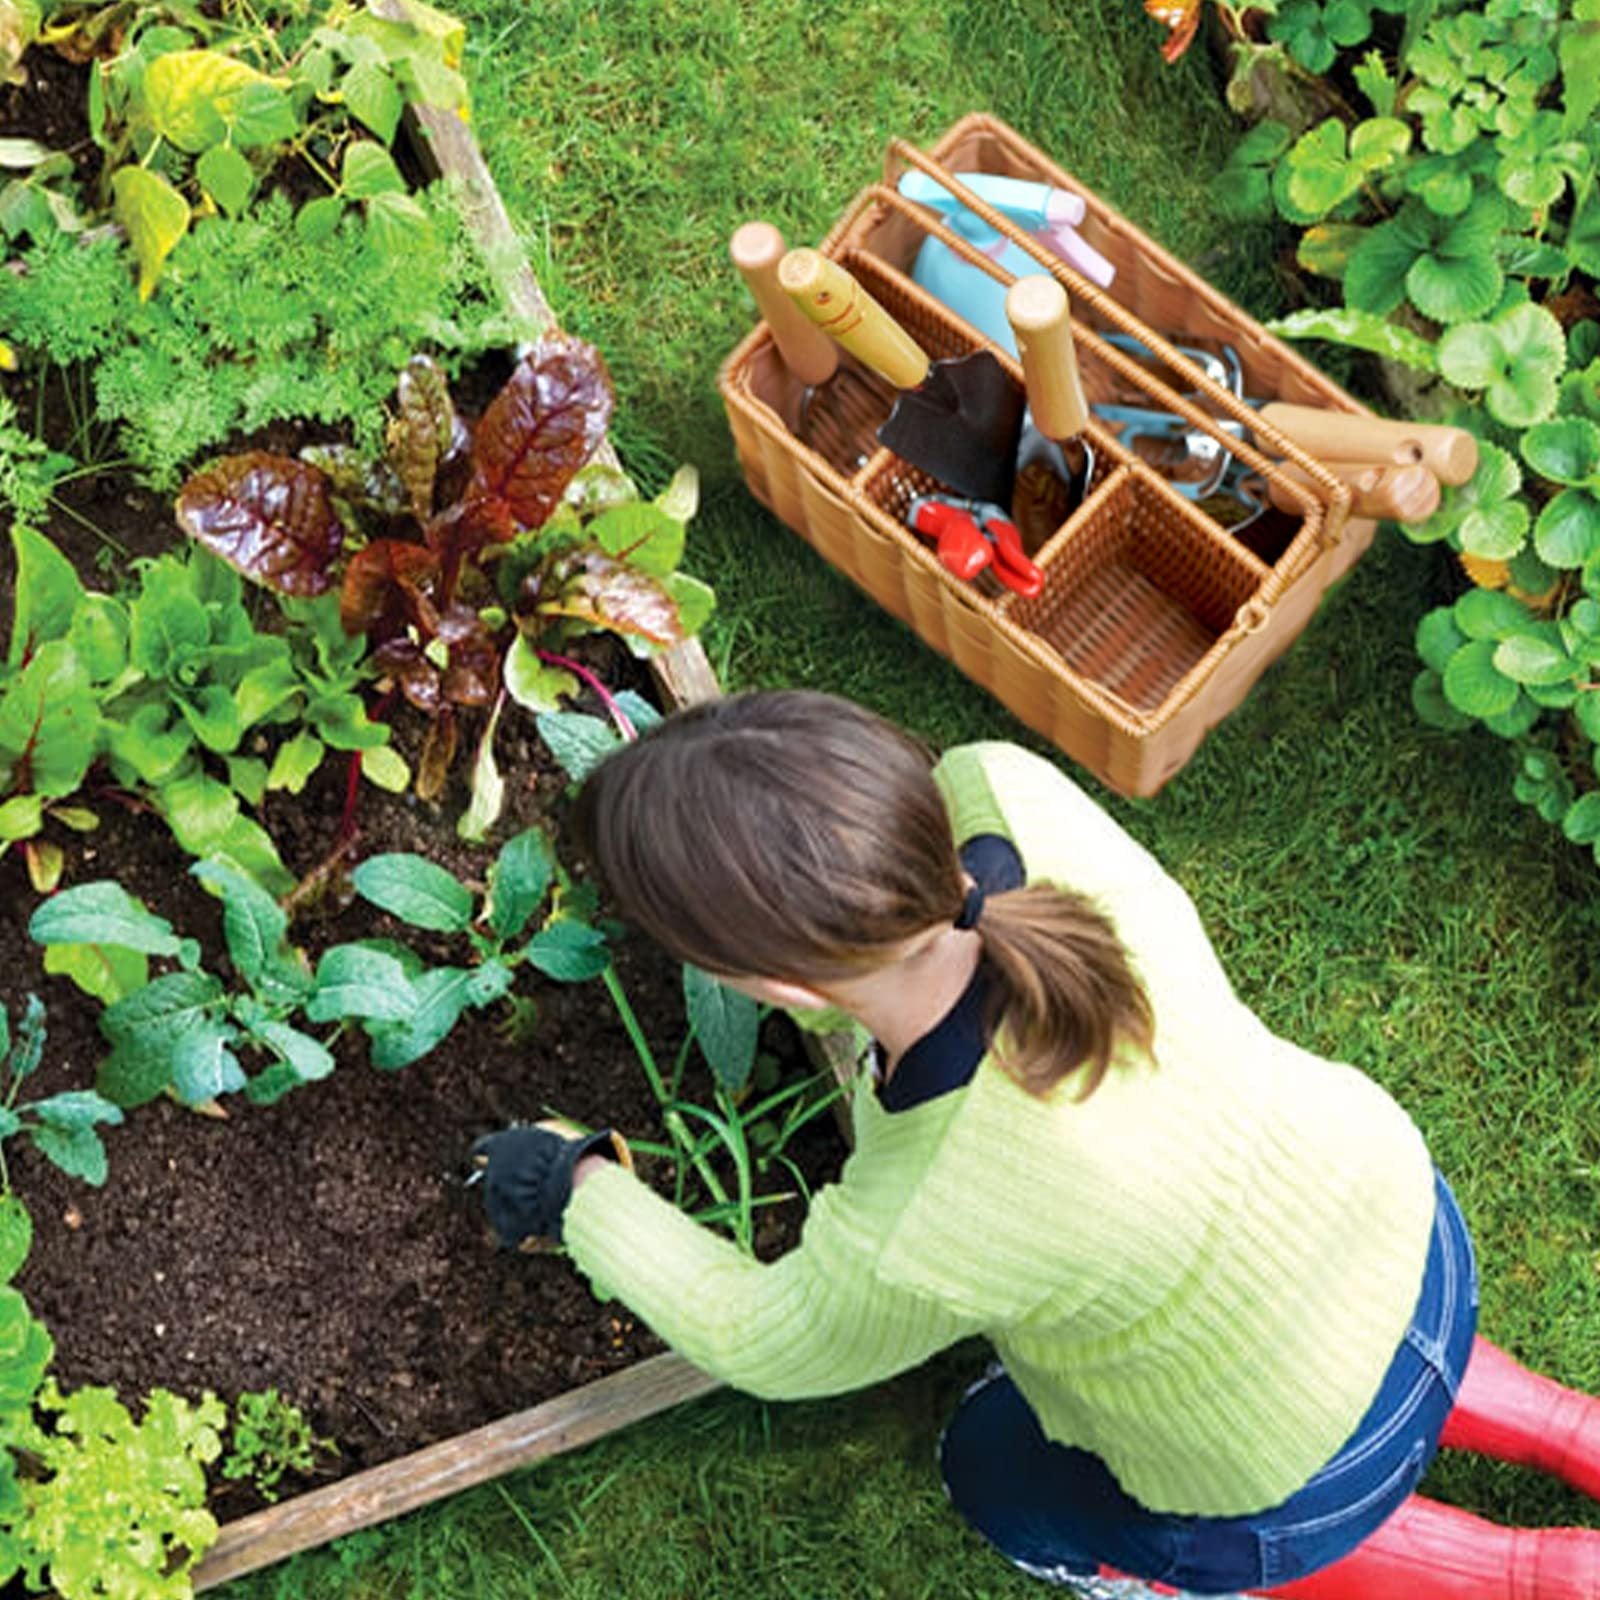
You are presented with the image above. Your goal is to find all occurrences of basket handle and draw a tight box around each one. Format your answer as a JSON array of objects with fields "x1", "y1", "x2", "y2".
[{"x1": 883, "y1": 139, "x2": 1354, "y2": 540}]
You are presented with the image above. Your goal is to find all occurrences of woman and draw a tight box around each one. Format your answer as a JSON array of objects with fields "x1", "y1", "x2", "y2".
[{"x1": 474, "y1": 690, "x2": 1600, "y2": 1598}]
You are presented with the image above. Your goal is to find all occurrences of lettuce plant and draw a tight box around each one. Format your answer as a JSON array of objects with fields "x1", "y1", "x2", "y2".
[
  {"x1": 176, "y1": 341, "x2": 713, "y2": 831},
  {"x1": 0, "y1": 1192, "x2": 226, "y2": 1600}
]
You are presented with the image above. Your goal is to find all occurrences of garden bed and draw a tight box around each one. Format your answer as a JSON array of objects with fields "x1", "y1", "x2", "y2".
[{"x1": 0, "y1": 33, "x2": 847, "y2": 1591}]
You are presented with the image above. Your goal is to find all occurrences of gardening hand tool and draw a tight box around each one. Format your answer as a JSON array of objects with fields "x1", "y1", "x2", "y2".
[
  {"x1": 778, "y1": 248, "x2": 1025, "y2": 508},
  {"x1": 470, "y1": 1121, "x2": 632, "y2": 1250},
  {"x1": 897, "y1": 170, "x2": 1117, "y2": 358},
  {"x1": 906, "y1": 493, "x2": 1043, "y2": 597},
  {"x1": 729, "y1": 222, "x2": 892, "y2": 470},
  {"x1": 1254, "y1": 402, "x2": 1479, "y2": 486},
  {"x1": 1004, "y1": 275, "x2": 1095, "y2": 552},
  {"x1": 1093, "y1": 402, "x2": 1246, "y2": 500},
  {"x1": 1264, "y1": 458, "x2": 1442, "y2": 523}
]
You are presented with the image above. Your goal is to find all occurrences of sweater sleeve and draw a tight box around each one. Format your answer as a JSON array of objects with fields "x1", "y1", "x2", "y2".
[{"x1": 562, "y1": 1163, "x2": 982, "y2": 1399}]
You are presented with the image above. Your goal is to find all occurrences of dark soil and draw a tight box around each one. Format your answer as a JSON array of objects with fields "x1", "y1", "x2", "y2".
[{"x1": 2, "y1": 642, "x2": 845, "y2": 1510}]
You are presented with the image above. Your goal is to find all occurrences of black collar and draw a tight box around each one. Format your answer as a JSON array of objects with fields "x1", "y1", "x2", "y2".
[{"x1": 876, "y1": 834, "x2": 1024, "y2": 1114}]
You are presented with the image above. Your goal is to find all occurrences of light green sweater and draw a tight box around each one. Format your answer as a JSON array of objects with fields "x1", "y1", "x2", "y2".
[{"x1": 565, "y1": 741, "x2": 1437, "y2": 1517}]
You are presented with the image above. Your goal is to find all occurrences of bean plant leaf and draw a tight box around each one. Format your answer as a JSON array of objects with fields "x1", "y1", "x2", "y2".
[
  {"x1": 486, "y1": 827, "x2": 554, "y2": 942},
  {"x1": 306, "y1": 944, "x2": 419, "y2": 1022},
  {"x1": 29, "y1": 881, "x2": 181, "y2": 956},
  {"x1": 521, "y1": 918, "x2": 610, "y2": 982},
  {"x1": 111, "y1": 166, "x2": 190, "y2": 299},
  {"x1": 177, "y1": 453, "x2": 345, "y2": 598},
  {"x1": 342, "y1": 141, "x2": 405, "y2": 199},
  {"x1": 343, "y1": 59, "x2": 403, "y2": 142},
  {"x1": 144, "y1": 51, "x2": 297, "y2": 152},
  {"x1": 350, "y1": 853, "x2": 474, "y2": 931},
  {"x1": 1438, "y1": 303, "x2": 1566, "y2": 428},
  {"x1": 467, "y1": 338, "x2": 614, "y2": 534},
  {"x1": 195, "y1": 144, "x2": 254, "y2": 217},
  {"x1": 684, "y1": 963, "x2": 760, "y2": 1092}
]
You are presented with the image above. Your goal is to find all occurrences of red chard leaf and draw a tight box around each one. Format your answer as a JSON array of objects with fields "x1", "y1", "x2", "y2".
[
  {"x1": 372, "y1": 637, "x2": 443, "y2": 712},
  {"x1": 177, "y1": 452, "x2": 344, "y2": 596},
  {"x1": 467, "y1": 338, "x2": 614, "y2": 532},
  {"x1": 340, "y1": 540, "x2": 440, "y2": 640},
  {"x1": 543, "y1": 550, "x2": 685, "y2": 646},
  {"x1": 437, "y1": 606, "x2": 499, "y2": 707}
]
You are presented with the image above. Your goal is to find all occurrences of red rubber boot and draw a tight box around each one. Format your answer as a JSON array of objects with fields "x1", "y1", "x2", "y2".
[
  {"x1": 1257, "y1": 1493, "x2": 1600, "y2": 1600},
  {"x1": 1440, "y1": 1337, "x2": 1600, "y2": 1502}
]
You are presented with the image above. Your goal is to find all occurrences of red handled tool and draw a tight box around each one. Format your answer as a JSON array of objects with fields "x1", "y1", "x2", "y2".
[{"x1": 906, "y1": 495, "x2": 1043, "y2": 598}]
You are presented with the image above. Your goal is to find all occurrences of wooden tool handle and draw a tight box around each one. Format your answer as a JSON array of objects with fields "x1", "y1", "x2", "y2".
[
  {"x1": 1268, "y1": 460, "x2": 1442, "y2": 523},
  {"x1": 1259, "y1": 403, "x2": 1478, "y2": 487},
  {"x1": 777, "y1": 248, "x2": 930, "y2": 390},
  {"x1": 730, "y1": 223, "x2": 840, "y2": 388},
  {"x1": 1004, "y1": 275, "x2": 1089, "y2": 440}
]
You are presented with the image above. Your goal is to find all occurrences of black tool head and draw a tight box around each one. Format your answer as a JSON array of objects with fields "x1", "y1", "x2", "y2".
[{"x1": 877, "y1": 349, "x2": 1024, "y2": 509}]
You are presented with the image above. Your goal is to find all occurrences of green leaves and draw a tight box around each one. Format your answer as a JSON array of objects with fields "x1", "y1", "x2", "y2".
[
  {"x1": 1520, "y1": 419, "x2": 1600, "y2": 569},
  {"x1": 111, "y1": 167, "x2": 190, "y2": 301},
  {"x1": 350, "y1": 853, "x2": 475, "y2": 932},
  {"x1": 684, "y1": 965, "x2": 760, "y2": 1092},
  {"x1": 486, "y1": 828, "x2": 555, "y2": 942},
  {"x1": 1438, "y1": 302, "x2": 1566, "y2": 427},
  {"x1": 1277, "y1": 115, "x2": 1412, "y2": 222},
  {"x1": 28, "y1": 882, "x2": 181, "y2": 957},
  {"x1": 1405, "y1": 442, "x2": 1528, "y2": 560},
  {"x1": 306, "y1": 945, "x2": 418, "y2": 1023},
  {"x1": 521, "y1": 919, "x2": 610, "y2": 982},
  {"x1": 143, "y1": 51, "x2": 296, "y2": 153},
  {"x1": 1267, "y1": 306, "x2": 1439, "y2": 373},
  {"x1": 1346, "y1": 195, "x2": 1505, "y2": 324}
]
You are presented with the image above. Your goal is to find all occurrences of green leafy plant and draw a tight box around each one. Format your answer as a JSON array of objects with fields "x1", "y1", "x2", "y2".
[
  {"x1": 174, "y1": 343, "x2": 713, "y2": 835},
  {"x1": 0, "y1": 1192, "x2": 226, "y2": 1599},
  {"x1": 1, "y1": 525, "x2": 401, "y2": 895},
  {"x1": 26, "y1": 820, "x2": 610, "y2": 1105},
  {"x1": 1211, "y1": 0, "x2": 1600, "y2": 852},
  {"x1": 26, "y1": 0, "x2": 470, "y2": 293},
  {"x1": 220, "y1": 1387, "x2": 333, "y2": 1503},
  {"x1": 1267, "y1": 0, "x2": 1409, "y2": 73},
  {"x1": 0, "y1": 184, "x2": 517, "y2": 487},
  {"x1": 0, "y1": 993, "x2": 123, "y2": 1188}
]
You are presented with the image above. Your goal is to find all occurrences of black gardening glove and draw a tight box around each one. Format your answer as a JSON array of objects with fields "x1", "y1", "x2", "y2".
[{"x1": 469, "y1": 1122, "x2": 627, "y2": 1249}]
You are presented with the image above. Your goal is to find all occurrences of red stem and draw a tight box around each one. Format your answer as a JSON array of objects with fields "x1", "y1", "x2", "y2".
[
  {"x1": 337, "y1": 688, "x2": 397, "y2": 844},
  {"x1": 536, "y1": 649, "x2": 637, "y2": 742}
]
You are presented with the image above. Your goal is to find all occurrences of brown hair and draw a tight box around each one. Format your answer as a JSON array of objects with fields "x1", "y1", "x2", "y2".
[{"x1": 572, "y1": 691, "x2": 1153, "y2": 1098}]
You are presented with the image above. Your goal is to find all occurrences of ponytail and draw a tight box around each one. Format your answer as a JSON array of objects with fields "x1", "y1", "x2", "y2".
[
  {"x1": 575, "y1": 689, "x2": 1153, "y2": 1100},
  {"x1": 969, "y1": 885, "x2": 1154, "y2": 1100}
]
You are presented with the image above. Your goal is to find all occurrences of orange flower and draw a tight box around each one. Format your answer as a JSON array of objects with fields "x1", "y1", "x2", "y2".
[{"x1": 1145, "y1": 0, "x2": 1203, "y2": 62}]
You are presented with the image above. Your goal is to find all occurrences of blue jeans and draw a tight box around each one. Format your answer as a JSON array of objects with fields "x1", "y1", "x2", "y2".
[{"x1": 940, "y1": 1171, "x2": 1479, "y2": 1593}]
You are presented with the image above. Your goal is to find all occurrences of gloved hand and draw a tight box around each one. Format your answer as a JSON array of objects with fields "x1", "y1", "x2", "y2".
[{"x1": 469, "y1": 1121, "x2": 631, "y2": 1250}]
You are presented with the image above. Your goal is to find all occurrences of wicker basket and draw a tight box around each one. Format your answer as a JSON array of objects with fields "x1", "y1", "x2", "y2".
[{"x1": 718, "y1": 113, "x2": 1378, "y2": 796}]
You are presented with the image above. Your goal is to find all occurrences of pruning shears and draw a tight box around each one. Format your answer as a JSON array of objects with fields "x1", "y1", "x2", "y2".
[{"x1": 906, "y1": 494, "x2": 1044, "y2": 598}]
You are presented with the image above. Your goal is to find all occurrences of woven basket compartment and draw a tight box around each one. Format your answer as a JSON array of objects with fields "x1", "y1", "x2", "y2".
[
  {"x1": 717, "y1": 113, "x2": 1383, "y2": 797},
  {"x1": 1009, "y1": 467, "x2": 1266, "y2": 715}
]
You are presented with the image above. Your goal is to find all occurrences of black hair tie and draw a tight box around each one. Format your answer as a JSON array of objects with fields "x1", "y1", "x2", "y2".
[{"x1": 954, "y1": 884, "x2": 986, "y2": 931}]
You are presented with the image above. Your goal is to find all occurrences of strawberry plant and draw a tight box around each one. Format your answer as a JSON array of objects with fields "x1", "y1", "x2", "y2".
[
  {"x1": 1206, "y1": 0, "x2": 1600, "y2": 858},
  {"x1": 175, "y1": 341, "x2": 714, "y2": 834}
]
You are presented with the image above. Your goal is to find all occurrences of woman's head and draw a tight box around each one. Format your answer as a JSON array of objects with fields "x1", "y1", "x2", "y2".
[
  {"x1": 574, "y1": 690, "x2": 1153, "y2": 1097},
  {"x1": 573, "y1": 690, "x2": 963, "y2": 987}
]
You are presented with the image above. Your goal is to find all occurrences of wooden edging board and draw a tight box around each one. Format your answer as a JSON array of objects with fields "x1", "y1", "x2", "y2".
[{"x1": 192, "y1": 55, "x2": 866, "y2": 1590}]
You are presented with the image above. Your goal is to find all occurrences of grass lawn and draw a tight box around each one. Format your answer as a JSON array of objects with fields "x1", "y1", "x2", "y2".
[{"x1": 223, "y1": 1, "x2": 1600, "y2": 1593}]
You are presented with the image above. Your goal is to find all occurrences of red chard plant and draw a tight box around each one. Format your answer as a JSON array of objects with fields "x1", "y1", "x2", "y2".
[{"x1": 175, "y1": 338, "x2": 712, "y2": 830}]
